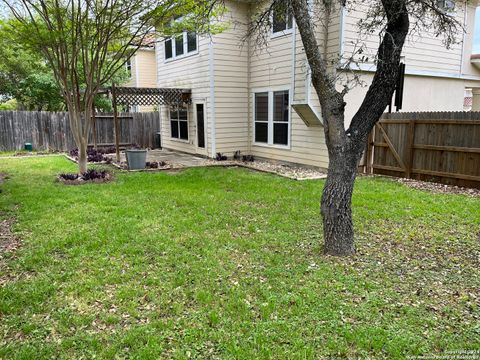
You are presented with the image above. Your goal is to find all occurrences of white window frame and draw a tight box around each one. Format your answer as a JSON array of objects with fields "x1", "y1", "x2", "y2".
[
  {"x1": 436, "y1": 0, "x2": 455, "y2": 13},
  {"x1": 164, "y1": 32, "x2": 198, "y2": 62},
  {"x1": 125, "y1": 59, "x2": 132, "y2": 79},
  {"x1": 194, "y1": 101, "x2": 208, "y2": 152},
  {"x1": 169, "y1": 106, "x2": 190, "y2": 142},
  {"x1": 253, "y1": 88, "x2": 291, "y2": 149},
  {"x1": 164, "y1": 17, "x2": 199, "y2": 62},
  {"x1": 271, "y1": 5, "x2": 293, "y2": 38}
]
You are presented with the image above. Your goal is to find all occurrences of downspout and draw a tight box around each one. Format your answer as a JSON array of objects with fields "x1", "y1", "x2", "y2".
[
  {"x1": 209, "y1": 39, "x2": 217, "y2": 157},
  {"x1": 291, "y1": 19, "x2": 297, "y2": 101},
  {"x1": 247, "y1": 4, "x2": 252, "y2": 153},
  {"x1": 306, "y1": 67, "x2": 311, "y2": 104},
  {"x1": 339, "y1": 4, "x2": 345, "y2": 61},
  {"x1": 460, "y1": 1, "x2": 468, "y2": 76}
]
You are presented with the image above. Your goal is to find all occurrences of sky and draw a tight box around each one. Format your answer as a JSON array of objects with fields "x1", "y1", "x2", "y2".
[{"x1": 0, "y1": 3, "x2": 9, "y2": 19}]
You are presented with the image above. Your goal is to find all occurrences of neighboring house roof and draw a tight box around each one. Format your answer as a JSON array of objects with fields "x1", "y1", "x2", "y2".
[{"x1": 134, "y1": 33, "x2": 156, "y2": 49}]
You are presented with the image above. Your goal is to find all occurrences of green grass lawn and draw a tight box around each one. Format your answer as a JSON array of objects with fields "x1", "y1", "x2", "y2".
[{"x1": 0, "y1": 156, "x2": 479, "y2": 359}]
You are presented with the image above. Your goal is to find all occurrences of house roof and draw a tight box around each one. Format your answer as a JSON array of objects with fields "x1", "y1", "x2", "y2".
[{"x1": 133, "y1": 33, "x2": 157, "y2": 49}]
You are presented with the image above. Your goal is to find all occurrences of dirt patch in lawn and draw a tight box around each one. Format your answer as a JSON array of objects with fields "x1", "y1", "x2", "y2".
[
  {"x1": 0, "y1": 175, "x2": 22, "y2": 255},
  {"x1": 397, "y1": 178, "x2": 480, "y2": 197},
  {"x1": 0, "y1": 217, "x2": 22, "y2": 254}
]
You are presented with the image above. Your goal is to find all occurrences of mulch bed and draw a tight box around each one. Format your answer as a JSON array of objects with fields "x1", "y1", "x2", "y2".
[
  {"x1": 57, "y1": 172, "x2": 114, "y2": 186},
  {"x1": 397, "y1": 178, "x2": 480, "y2": 198},
  {"x1": 113, "y1": 161, "x2": 172, "y2": 172}
]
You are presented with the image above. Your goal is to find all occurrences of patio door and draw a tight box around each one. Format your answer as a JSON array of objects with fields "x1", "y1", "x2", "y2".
[{"x1": 196, "y1": 103, "x2": 206, "y2": 152}]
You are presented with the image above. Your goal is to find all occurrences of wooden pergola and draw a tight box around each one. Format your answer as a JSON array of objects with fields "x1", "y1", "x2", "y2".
[{"x1": 93, "y1": 84, "x2": 192, "y2": 161}]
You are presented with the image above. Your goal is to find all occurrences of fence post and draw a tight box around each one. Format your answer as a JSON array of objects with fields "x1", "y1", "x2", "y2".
[
  {"x1": 366, "y1": 125, "x2": 375, "y2": 174},
  {"x1": 405, "y1": 120, "x2": 416, "y2": 178},
  {"x1": 112, "y1": 83, "x2": 121, "y2": 162}
]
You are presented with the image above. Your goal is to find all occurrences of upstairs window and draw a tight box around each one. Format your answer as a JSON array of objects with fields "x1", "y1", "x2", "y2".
[
  {"x1": 272, "y1": 4, "x2": 293, "y2": 35},
  {"x1": 170, "y1": 106, "x2": 189, "y2": 140},
  {"x1": 437, "y1": 0, "x2": 455, "y2": 12},
  {"x1": 125, "y1": 59, "x2": 132, "y2": 78},
  {"x1": 165, "y1": 31, "x2": 197, "y2": 61}
]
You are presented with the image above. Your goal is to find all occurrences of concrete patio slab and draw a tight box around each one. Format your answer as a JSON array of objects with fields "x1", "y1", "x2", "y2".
[{"x1": 118, "y1": 149, "x2": 206, "y2": 168}]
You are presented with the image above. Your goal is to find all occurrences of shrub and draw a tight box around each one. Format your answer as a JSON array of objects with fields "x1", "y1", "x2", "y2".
[
  {"x1": 242, "y1": 155, "x2": 255, "y2": 162},
  {"x1": 216, "y1": 153, "x2": 228, "y2": 161},
  {"x1": 59, "y1": 169, "x2": 108, "y2": 182},
  {"x1": 82, "y1": 169, "x2": 107, "y2": 181},
  {"x1": 233, "y1": 151, "x2": 241, "y2": 160},
  {"x1": 69, "y1": 147, "x2": 110, "y2": 163},
  {"x1": 146, "y1": 161, "x2": 168, "y2": 169},
  {"x1": 59, "y1": 173, "x2": 79, "y2": 181}
]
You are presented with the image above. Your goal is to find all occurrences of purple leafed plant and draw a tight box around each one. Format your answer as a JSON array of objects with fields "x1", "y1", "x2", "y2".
[
  {"x1": 216, "y1": 153, "x2": 228, "y2": 161},
  {"x1": 242, "y1": 155, "x2": 255, "y2": 162},
  {"x1": 69, "y1": 147, "x2": 111, "y2": 163},
  {"x1": 81, "y1": 169, "x2": 108, "y2": 180},
  {"x1": 60, "y1": 169, "x2": 108, "y2": 182},
  {"x1": 59, "y1": 173, "x2": 79, "y2": 181}
]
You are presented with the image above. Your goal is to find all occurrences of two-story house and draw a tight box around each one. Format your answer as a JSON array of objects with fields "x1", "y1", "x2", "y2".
[
  {"x1": 154, "y1": 0, "x2": 480, "y2": 169},
  {"x1": 124, "y1": 35, "x2": 158, "y2": 112}
]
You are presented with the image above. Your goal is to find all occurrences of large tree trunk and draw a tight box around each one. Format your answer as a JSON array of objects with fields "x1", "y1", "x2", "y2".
[{"x1": 321, "y1": 146, "x2": 361, "y2": 256}]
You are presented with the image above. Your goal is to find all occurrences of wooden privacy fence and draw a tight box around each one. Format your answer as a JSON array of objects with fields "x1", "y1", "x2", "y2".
[
  {"x1": 0, "y1": 111, "x2": 161, "y2": 151},
  {"x1": 365, "y1": 112, "x2": 480, "y2": 189}
]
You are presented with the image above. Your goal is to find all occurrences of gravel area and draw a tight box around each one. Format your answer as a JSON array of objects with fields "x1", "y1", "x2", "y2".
[
  {"x1": 397, "y1": 178, "x2": 480, "y2": 197},
  {"x1": 204, "y1": 160, "x2": 327, "y2": 180}
]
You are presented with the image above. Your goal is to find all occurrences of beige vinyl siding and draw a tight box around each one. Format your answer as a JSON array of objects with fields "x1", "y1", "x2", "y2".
[
  {"x1": 462, "y1": 3, "x2": 480, "y2": 77},
  {"x1": 213, "y1": 1, "x2": 250, "y2": 155},
  {"x1": 248, "y1": 2, "x2": 341, "y2": 169},
  {"x1": 340, "y1": 1, "x2": 479, "y2": 122},
  {"x1": 125, "y1": 49, "x2": 158, "y2": 112},
  {"x1": 132, "y1": 49, "x2": 157, "y2": 88},
  {"x1": 156, "y1": 35, "x2": 212, "y2": 156},
  {"x1": 342, "y1": 1, "x2": 465, "y2": 75},
  {"x1": 344, "y1": 73, "x2": 466, "y2": 121}
]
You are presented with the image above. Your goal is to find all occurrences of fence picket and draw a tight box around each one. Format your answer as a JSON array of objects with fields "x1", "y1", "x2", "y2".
[
  {"x1": 0, "y1": 111, "x2": 160, "y2": 151},
  {"x1": 369, "y1": 113, "x2": 480, "y2": 189}
]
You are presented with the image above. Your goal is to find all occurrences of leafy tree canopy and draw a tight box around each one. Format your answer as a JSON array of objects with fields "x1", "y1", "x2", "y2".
[
  {"x1": 0, "y1": 17, "x2": 130, "y2": 112},
  {"x1": 0, "y1": 18, "x2": 64, "y2": 110}
]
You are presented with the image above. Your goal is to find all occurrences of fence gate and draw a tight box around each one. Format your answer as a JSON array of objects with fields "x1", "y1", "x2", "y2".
[{"x1": 366, "y1": 112, "x2": 480, "y2": 189}]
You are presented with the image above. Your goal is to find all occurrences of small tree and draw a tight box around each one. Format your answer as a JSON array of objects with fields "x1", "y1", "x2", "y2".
[
  {"x1": 2, "y1": 0, "x2": 226, "y2": 173},
  {"x1": 249, "y1": 0, "x2": 461, "y2": 256},
  {"x1": 2, "y1": 0, "x2": 161, "y2": 173}
]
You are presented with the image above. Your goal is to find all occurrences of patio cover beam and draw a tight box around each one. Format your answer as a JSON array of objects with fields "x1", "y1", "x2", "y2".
[{"x1": 108, "y1": 84, "x2": 192, "y2": 162}]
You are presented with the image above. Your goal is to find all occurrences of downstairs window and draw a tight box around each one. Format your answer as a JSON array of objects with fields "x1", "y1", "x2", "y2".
[
  {"x1": 254, "y1": 90, "x2": 290, "y2": 147},
  {"x1": 170, "y1": 106, "x2": 189, "y2": 140}
]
